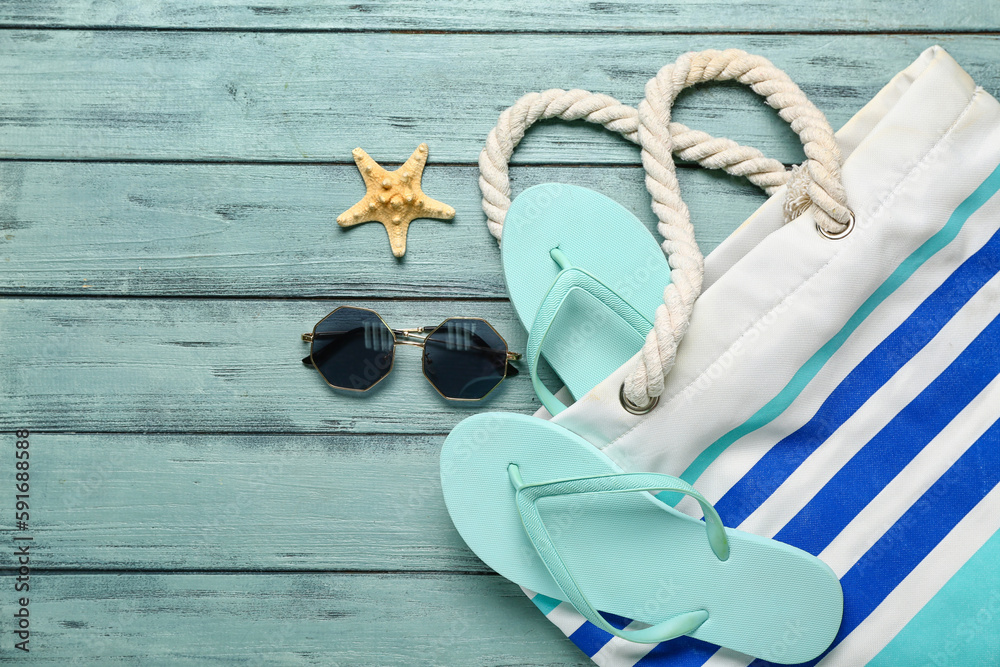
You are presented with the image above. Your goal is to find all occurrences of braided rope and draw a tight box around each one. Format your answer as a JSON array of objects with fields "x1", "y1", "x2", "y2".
[{"x1": 478, "y1": 49, "x2": 852, "y2": 408}]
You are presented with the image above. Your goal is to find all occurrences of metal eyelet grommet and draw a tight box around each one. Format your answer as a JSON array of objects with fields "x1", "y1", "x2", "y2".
[
  {"x1": 619, "y1": 382, "x2": 659, "y2": 415},
  {"x1": 817, "y1": 210, "x2": 856, "y2": 240}
]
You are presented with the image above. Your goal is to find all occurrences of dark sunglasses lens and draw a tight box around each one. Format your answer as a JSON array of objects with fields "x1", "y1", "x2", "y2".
[
  {"x1": 311, "y1": 307, "x2": 395, "y2": 391},
  {"x1": 423, "y1": 319, "x2": 507, "y2": 400}
]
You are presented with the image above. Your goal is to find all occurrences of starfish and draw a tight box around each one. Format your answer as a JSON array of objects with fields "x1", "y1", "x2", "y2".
[{"x1": 337, "y1": 143, "x2": 455, "y2": 258}]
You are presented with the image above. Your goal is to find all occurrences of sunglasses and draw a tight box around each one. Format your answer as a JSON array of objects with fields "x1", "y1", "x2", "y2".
[{"x1": 301, "y1": 306, "x2": 521, "y2": 401}]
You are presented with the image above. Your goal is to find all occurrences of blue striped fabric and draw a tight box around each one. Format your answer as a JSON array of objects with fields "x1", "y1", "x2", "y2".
[
  {"x1": 715, "y1": 218, "x2": 1000, "y2": 527},
  {"x1": 531, "y1": 592, "x2": 562, "y2": 616},
  {"x1": 776, "y1": 311, "x2": 1000, "y2": 556},
  {"x1": 553, "y1": 160, "x2": 1000, "y2": 666},
  {"x1": 751, "y1": 415, "x2": 1000, "y2": 667},
  {"x1": 869, "y1": 517, "x2": 1000, "y2": 664},
  {"x1": 571, "y1": 611, "x2": 636, "y2": 657},
  {"x1": 634, "y1": 636, "x2": 720, "y2": 666}
]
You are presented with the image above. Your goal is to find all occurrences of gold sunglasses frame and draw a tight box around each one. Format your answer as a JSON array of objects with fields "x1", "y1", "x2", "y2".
[{"x1": 301, "y1": 306, "x2": 522, "y2": 401}]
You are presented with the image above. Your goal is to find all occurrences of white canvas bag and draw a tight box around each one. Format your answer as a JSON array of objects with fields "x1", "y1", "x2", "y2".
[{"x1": 483, "y1": 46, "x2": 1000, "y2": 666}]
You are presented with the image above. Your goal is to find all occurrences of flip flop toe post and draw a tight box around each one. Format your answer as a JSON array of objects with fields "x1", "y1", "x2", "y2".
[{"x1": 500, "y1": 184, "x2": 673, "y2": 414}]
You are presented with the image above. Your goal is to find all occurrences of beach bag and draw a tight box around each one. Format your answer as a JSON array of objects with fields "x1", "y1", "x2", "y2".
[{"x1": 481, "y1": 46, "x2": 1000, "y2": 666}]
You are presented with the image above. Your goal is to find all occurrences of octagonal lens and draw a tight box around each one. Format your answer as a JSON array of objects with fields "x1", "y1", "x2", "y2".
[
  {"x1": 422, "y1": 318, "x2": 507, "y2": 400},
  {"x1": 310, "y1": 307, "x2": 395, "y2": 391}
]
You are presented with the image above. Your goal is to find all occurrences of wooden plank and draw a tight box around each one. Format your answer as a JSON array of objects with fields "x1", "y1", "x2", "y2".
[
  {"x1": 0, "y1": 162, "x2": 765, "y2": 297},
  {"x1": 2, "y1": 32, "x2": 998, "y2": 164},
  {"x1": 0, "y1": 432, "x2": 487, "y2": 572},
  {"x1": 2, "y1": 572, "x2": 588, "y2": 665},
  {"x1": 2, "y1": 0, "x2": 997, "y2": 32},
  {"x1": 0, "y1": 298, "x2": 560, "y2": 434}
]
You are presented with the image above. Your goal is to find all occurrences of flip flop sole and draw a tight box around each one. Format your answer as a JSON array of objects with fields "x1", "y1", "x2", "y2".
[
  {"x1": 501, "y1": 183, "x2": 672, "y2": 399},
  {"x1": 441, "y1": 412, "x2": 843, "y2": 664}
]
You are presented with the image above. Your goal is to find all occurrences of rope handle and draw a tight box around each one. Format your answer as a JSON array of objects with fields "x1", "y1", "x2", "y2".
[{"x1": 478, "y1": 49, "x2": 854, "y2": 409}]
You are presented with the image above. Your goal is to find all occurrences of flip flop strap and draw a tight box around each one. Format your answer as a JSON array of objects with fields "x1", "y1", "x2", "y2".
[
  {"x1": 507, "y1": 465, "x2": 729, "y2": 643},
  {"x1": 481, "y1": 49, "x2": 855, "y2": 411},
  {"x1": 526, "y1": 265, "x2": 652, "y2": 416}
]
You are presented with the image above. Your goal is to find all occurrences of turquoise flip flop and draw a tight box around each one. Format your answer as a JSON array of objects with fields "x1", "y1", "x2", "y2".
[
  {"x1": 500, "y1": 184, "x2": 672, "y2": 415},
  {"x1": 440, "y1": 412, "x2": 843, "y2": 663}
]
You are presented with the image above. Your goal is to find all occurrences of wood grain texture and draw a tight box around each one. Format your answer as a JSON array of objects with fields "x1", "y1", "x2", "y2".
[
  {"x1": 2, "y1": 0, "x2": 998, "y2": 32},
  {"x1": 3, "y1": 32, "x2": 1000, "y2": 164},
  {"x1": 0, "y1": 298, "x2": 560, "y2": 434},
  {"x1": 0, "y1": 162, "x2": 765, "y2": 297},
  {"x1": 2, "y1": 572, "x2": 587, "y2": 666},
  {"x1": 0, "y1": 432, "x2": 486, "y2": 572},
  {"x1": 2, "y1": 8, "x2": 993, "y2": 665}
]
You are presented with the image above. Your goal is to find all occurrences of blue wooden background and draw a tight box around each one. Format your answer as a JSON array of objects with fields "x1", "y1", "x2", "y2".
[{"x1": 2, "y1": 2, "x2": 1000, "y2": 664}]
